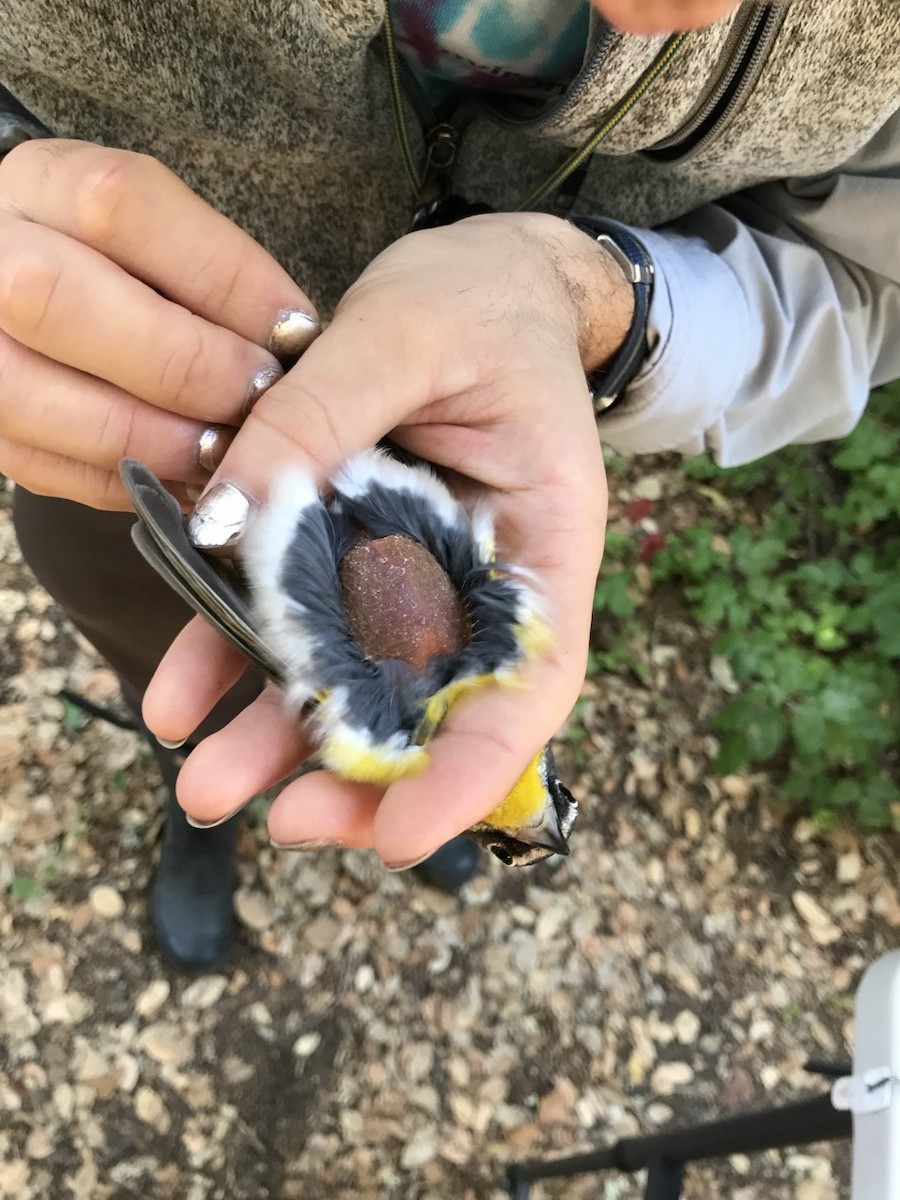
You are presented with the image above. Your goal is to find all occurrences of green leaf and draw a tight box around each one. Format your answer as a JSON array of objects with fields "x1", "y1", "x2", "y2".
[
  {"x1": 10, "y1": 877, "x2": 44, "y2": 902},
  {"x1": 715, "y1": 731, "x2": 750, "y2": 774},
  {"x1": 61, "y1": 699, "x2": 87, "y2": 732}
]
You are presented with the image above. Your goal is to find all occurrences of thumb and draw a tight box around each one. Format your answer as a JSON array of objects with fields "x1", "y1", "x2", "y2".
[{"x1": 188, "y1": 308, "x2": 429, "y2": 548}]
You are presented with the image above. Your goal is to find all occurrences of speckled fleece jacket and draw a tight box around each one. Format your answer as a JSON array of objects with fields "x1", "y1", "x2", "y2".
[{"x1": 1, "y1": 0, "x2": 899, "y2": 464}]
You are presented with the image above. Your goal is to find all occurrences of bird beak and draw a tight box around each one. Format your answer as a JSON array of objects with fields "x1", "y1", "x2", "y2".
[{"x1": 523, "y1": 803, "x2": 571, "y2": 856}]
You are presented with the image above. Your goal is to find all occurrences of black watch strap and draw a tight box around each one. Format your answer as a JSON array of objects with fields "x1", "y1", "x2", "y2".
[
  {"x1": 568, "y1": 217, "x2": 654, "y2": 415},
  {"x1": 0, "y1": 85, "x2": 53, "y2": 158}
]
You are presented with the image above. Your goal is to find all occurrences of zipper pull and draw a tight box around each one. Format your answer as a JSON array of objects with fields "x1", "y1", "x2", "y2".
[{"x1": 410, "y1": 123, "x2": 459, "y2": 231}]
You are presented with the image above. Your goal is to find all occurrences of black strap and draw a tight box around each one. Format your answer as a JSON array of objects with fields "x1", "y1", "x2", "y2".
[{"x1": 0, "y1": 83, "x2": 53, "y2": 156}]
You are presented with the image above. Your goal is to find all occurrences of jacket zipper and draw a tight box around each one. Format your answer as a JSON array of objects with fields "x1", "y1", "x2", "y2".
[
  {"x1": 480, "y1": 20, "x2": 618, "y2": 132},
  {"x1": 645, "y1": 4, "x2": 785, "y2": 162},
  {"x1": 412, "y1": 122, "x2": 460, "y2": 220},
  {"x1": 390, "y1": 14, "x2": 617, "y2": 138}
]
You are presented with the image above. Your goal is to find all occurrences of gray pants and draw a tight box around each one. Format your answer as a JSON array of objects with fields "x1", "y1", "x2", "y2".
[{"x1": 12, "y1": 487, "x2": 261, "y2": 739}]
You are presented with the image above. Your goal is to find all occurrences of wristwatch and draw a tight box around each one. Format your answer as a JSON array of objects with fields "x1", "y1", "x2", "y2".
[{"x1": 567, "y1": 217, "x2": 654, "y2": 415}]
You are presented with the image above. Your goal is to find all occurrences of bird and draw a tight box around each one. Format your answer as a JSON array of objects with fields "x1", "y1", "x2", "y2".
[{"x1": 120, "y1": 450, "x2": 577, "y2": 867}]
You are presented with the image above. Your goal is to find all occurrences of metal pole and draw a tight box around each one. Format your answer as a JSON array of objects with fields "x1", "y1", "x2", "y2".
[{"x1": 507, "y1": 1092, "x2": 850, "y2": 1188}]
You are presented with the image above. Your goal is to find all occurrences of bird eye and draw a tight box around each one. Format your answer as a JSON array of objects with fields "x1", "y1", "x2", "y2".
[{"x1": 490, "y1": 844, "x2": 514, "y2": 866}]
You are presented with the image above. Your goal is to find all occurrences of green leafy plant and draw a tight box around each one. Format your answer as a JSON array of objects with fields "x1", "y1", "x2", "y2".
[
  {"x1": 647, "y1": 384, "x2": 899, "y2": 830},
  {"x1": 9, "y1": 876, "x2": 44, "y2": 902}
]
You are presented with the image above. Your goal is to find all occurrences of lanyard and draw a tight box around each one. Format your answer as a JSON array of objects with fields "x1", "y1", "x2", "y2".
[{"x1": 382, "y1": 2, "x2": 690, "y2": 228}]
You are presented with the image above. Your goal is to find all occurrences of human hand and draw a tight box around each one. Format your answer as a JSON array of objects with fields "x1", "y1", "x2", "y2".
[
  {"x1": 0, "y1": 139, "x2": 319, "y2": 508},
  {"x1": 144, "y1": 212, "x2": 633, "y2": 866}
]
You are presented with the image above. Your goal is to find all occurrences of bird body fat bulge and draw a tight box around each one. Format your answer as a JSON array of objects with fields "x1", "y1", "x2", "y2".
[{"x1": 338, "y1": 534, "x2": 469, "y2": 672}]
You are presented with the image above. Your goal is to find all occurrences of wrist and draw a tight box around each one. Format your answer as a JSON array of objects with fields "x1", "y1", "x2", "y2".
[{"x1": 537, "y1": 213, "x2": 636, "y2": 374}]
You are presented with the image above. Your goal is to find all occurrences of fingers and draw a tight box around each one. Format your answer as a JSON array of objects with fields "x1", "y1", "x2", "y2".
[
  {"x1": 0, "y1": 436, "x2": 193, "y2": 510},
  {"x1": 0, "y1": 332, "x2": 229, "y2": 484},
  {"x1": 0, "y1": 139, "x2": 318, "y2": 350},
  {"x1": 142, "y1": 616, "x2": 250, "y2": 744},
  {"x1": 267, "y1": 774, "x2": 382, "y2": 850},
  {"x1": 374, "y1": 630, "x2": 589, "y2": 866},
  {"x1": 0, "y1": 216, "x2": 283, "y2": 423},
  {"x1": 174, "y1": 687, "x2": 314, "y2": 823},
  {"x1": 192, "y1": 302, "x2": 435, "y2": 504}
]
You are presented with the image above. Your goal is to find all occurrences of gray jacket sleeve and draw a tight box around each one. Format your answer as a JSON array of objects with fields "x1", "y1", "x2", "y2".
[{"x1": 599, "y1": 107, "x2": 900, "y2": 467}]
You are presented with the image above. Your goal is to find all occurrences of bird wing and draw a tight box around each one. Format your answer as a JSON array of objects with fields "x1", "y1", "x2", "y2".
[{"x1": 119, "y1": 459, "x2": 286, "y2": 683}]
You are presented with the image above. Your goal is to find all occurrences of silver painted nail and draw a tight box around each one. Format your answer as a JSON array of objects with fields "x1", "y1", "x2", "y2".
[
  {"x1": 156, "y1": 735, "x2": 187, "y2": 750},
  {"x1": 270, "y1": 838, "x2": 345, "y2": 852},
  {"x1": 185, "y1": 804, "x2": 245, "y2": 830},
  {"x1": 383, "y1": 850, "x2": 435, "y2": 873},
  {"x1": 196, "y1": 425, "x2": 232, "y2": 474},
  {"x1": 268, "y1": 309, "x2": 321, "y2": 360},
  {"x1": 244, "y1": 363, "x2": 283, "y2": 417},
  {"x1": 187, "y1": 481, "x2": 253, "y2": 551}
]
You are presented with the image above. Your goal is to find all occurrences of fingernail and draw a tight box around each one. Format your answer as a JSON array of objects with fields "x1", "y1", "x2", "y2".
[
  {"x1": 185, "y1": 804, "x2": 245, "y2": 830},
  {"x1": 270, "y1": 837, "x2": 345, "y2": 852},
  {"x1": 244, "y1": 363, "x2": 283, "y2": 417},
  {"x1": 268, "y1": 309, "x2": 320, "y2": 360},
  {"x1": 195, "y1": 425, "x2": 234, "y2": 474},
  {"x1": 187, "y1": 481, "x2": 253, "y2": 552},
  {"x1": 156, "y1": 735, "x2": 187, "y2": 750},
  {"x1": 384, "y1": 850, "x2": 435, "y2": 873}
]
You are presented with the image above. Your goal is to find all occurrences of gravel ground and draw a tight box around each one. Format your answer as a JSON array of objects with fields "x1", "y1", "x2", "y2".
[{"x1": 0, "y1": 468, "x2": 897, "y2": 1200}]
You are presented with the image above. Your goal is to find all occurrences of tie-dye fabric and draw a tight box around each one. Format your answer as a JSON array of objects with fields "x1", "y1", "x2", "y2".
[{"x1": 391, "y1": 0, "x2": 590, "y2": 100}]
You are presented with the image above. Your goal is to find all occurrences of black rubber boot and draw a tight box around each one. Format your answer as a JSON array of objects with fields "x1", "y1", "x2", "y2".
[
  {"x1": 149, "y1": 744, "x2": 239, "y2": 972},
  {"x1": 412, "y1": 836, "x2": 481, "y2": 892},
  {"x1": 152, "y1": 787, "x2": 239, "y2": 972}
]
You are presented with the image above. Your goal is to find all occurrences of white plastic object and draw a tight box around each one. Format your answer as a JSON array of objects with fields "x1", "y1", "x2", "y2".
[{"x1": 849, "y1": 951, "x2": 900, "y2": 1199}]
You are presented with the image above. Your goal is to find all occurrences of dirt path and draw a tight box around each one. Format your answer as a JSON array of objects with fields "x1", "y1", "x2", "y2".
[{"x1": 1, "y1": 476, "x2": 896, "y2": 1200}]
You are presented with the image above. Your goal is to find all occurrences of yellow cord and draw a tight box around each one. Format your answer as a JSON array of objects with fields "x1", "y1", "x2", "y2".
[{"x1": 382, "y1": 2, "x2": 690, "y2": 213}]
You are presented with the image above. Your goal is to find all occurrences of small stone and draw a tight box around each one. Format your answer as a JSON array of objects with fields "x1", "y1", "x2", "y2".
[
  {"x1": 304, "y1": 917, "x2": 341, "y2": 951},
  {"x1": 139, "y1": 1023, "x2": 193, "y2": 1066},
  {"x1": 88, "y1": 885, "x2": 125, "y2": 919},
  {"x1": 43, "y1": 992, "x2": 91, "y2": 1025},
  {"x1": 25, "y1": 1128, "x2": 54, "y2": 1160},
  {"x1": 136, "y1": 980, "x2": 170, "y2": 1019},
  {"x1": 222, "y1": 1057, "x2": 254, "y2": 1085},
  {"x1": 117, "y1": 1054, "x2": 140, "y2": 1093},
  {"x1": 646, "y1": 1103, "x2": 673, "y2": 1125},
  {"x1": 792, "y1": 892, "x2": 841, "y2": 945},
  {"x1": 0, "y1": 1161, "x2": 29, "y2": 1194},
  {"x1": 720, "y1": 775, "x2": 751, "y2": 801},
  {"x1": 354, "y1": 964, "x2": 375, "y2": 992},
  {"x1": 536, "y1": 1077, "x2": 577, "y2": 1125},
  {"x1": 400, "y1": 1043, "x2": 434, "y2": 1083},
  {"x1": 633, "y1": 475, "x2": 663, "y2": 502},
  {"x1": 293, "y1": 1032, "x2": 321, "y2": 1058},
  {"x1": 710, "y1": 656, "x2": 739, "y2": 694},
  {"x1": 135, "y1": 1086, "x2": 170, "y2": 1132},
  {"x1": 683, "y1": 809, "x2": 702, "y2": 840},
  {"x1": 0, "y1": 737, "x2": 22, "y2": 768},
  {"x1": 793, "y1": 819, "x2": 818, "y2": 844},
  {"x1": 836, "y1": 852, "x2": 861, "y2": 885},
  {"x1": 234, "y1": 889, "x2": 273, "y2": 932},
  {"x1": 53, "y1": 1084, "x2": 74, "y2": 1120},
  {"x1": 761, "y1": 1066, "x2": 780, "y2": 1090},
  {"x1": 650, "y1": 1062, "x2": 694, "y2": 1095},
  {"x1": 182, "y1": 976, "x2": 228, "y2": 1009},
  {"x1": 796, "y1": 1181, "x2": 837, "y2": 1200},
  {"x1": 401, "y1": 1131, "x2": 437, "y2": 1170},
  {"x1": 673, "y1": 1010, "x2": 701, "y2": 1044},
  {"x1": 535, "y1": 905, "x2": 567, "y2": 942}
]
